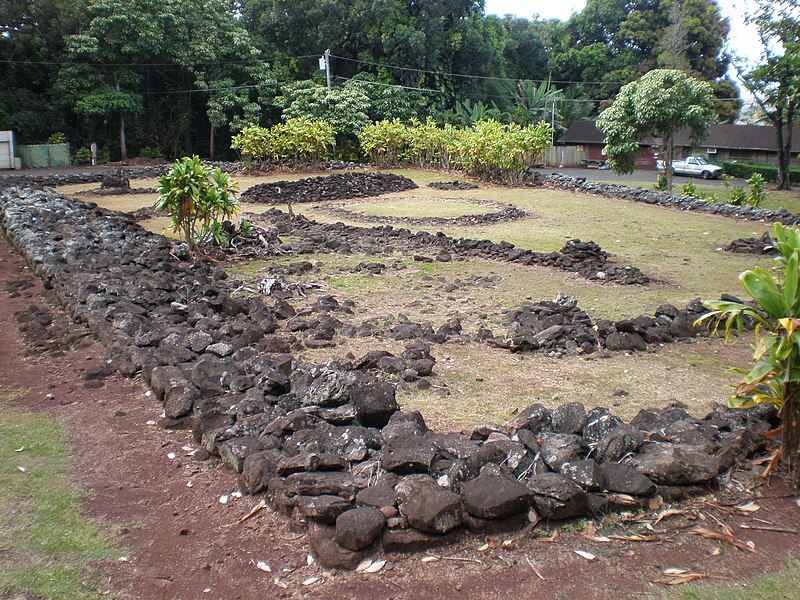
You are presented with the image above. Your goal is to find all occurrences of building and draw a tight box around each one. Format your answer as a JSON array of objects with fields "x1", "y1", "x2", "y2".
[
  {"x1": 558, "y1": 120, "x2": 800, "y2": 169},
  {"x1": 0, "y1": 131, "x2": 17, "y2": 170}
]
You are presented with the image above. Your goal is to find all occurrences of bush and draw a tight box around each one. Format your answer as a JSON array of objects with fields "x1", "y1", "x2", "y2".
[
  {"x1": 682, "y1": 182, "x2": 698, "y2": 197},
  {"x1": 155, "y1": 156, "x2": 239, "y2": 253},
  {"x1": 231, "y1": 119, "x2": 335, "y2": 163},
  {"x1": 73, "y1": 147, "x2": 91, "y2": 165},
  {"x1": 729, "y1": 186, "x2": 747, "y2": 205},
  {"x1": 747, "y1": 173, "x2": 766, "y2": 207},
  {"x1": 139, "y1": 146, "x2": 163, "y2": 159},
  {"x1": 358, "y1": 119, "x2": 409, "y2": 166},
  {"x1": 698, "y1": 223, "x2": 800, "y2": 487},
  {"x1": 46, "y1": 132, "x2": 67, "y2": 145},
  {"x1": 722, "y1": 161, "x2": 800, "y2": 185},
  {"x1": 98, "y1": 145, "x2": 111, "y2": 164},
  {"x1": 358, "y1": 118, "x2": 552, "y2": 183},
  {"x1": 654, "y1": 172, "x2": 668, "y2": 191}
]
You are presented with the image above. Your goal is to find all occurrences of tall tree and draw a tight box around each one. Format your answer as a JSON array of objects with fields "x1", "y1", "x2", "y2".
[
  {"x1": 735, "y1": 0, "x2": 799, "y2": 190},
  {"x1": 0, "y1": 0, "x2": 79, "y2": 141},
  {"x1": 597, "y1": 69, "x2": 715, "y2": 190},
  {"x1": 57, "y1": 0, "x2": 173, "y2": 160},
  {"x1": 552, "y1": 0, "x2": 731, "y2": 100}
]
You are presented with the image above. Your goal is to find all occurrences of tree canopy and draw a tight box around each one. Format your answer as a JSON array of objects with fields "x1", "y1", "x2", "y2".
[
  {"x1": 0, "y1": 0, "x2": 743, "y2": 160},
  {"x1": 597, "y1": 69, "x2": 716, "y2": 190}
]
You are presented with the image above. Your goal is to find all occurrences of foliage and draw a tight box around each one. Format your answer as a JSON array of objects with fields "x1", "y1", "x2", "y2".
[
  {"x1": 359, "y1": 118, "x2": 552, "y2": 182},
  {"x1": 154, "y1": 156, "x2": 239, "y2": 253},
  {"x1": 139, "y1": 146, "x2": 163, "y2": 159},
  {"x1": 722, "y1": 161, "x2": 800, "y2": 186},
  {"x1": 728, "y1": 186, "x2": 747, "y2": 206},
  {"x1": 735, "y1": 0, "x2": 799, "y2": 191},
  {"x1": 597, "y1": 69, "x2": 715, "y2": 190},
  {"x1": 231, "y1": 119, "x2": 335, "y2": 162},
  {"x1": 278, "y1": 81, "x2": 370, "y2": 139},
  {"x1": 231, "y1": 125, "x2": 272, "y2": 160},
  {"x1": 358, "y1": 119, "x2": 409, "y2": 166},
  {"x1": 46, "y1": 132, "x2": 67, "y2": 145},
  {"x1": 654, "y1": 172, "x2": 668, "y2": 191},
  {"x1": 747, "y1": 173, "x2": 766, "y2": 207},
  {"x1": 72, "y1": 147, "x2": 91, "y2": 165},
  {"x1": 696, "y1": 222, "x2": 800, "y2": 486},
  {"x1": 682, "y1": 182, "x2": 697, "y2": 197}
]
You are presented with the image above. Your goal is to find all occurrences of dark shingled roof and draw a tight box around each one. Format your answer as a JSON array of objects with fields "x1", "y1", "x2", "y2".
[{"x1": 559, "y1": 120, "x2": 800, "y2": 152}]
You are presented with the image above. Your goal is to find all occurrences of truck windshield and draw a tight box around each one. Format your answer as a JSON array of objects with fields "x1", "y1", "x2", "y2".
[{"x1": 694, "y1": 158, "x2": 708, "y2": 165}]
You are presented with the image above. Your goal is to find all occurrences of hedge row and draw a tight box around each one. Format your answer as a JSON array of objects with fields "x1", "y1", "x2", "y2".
[{"x1": 722, "y1": 161, "x2": 800, "y2": 185}]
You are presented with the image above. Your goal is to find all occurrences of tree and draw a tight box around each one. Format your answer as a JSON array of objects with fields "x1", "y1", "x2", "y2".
[
  {"x1": 277, "y1": 81, "x2": 371, "y2": 139},
  {"x1": 597, "y1": 69, "x2": 715, "y2": 191},
  {"x1": 174, "y1": 0, "x2": 275, "y2": 160},
  {"x1": 57, "y1": 0, "x2": 171, "y2": 160},
  {"x1": 698, "y1": 223, "x2": 800, "y2": 488},
  {"x1": 552, "y1": 0, "x2": 731, "y2": 101},
  {"x1": 735, "y1": 0, "x2": 799, "y2": 190},
  {"x1": 155, "y1": 156, "x2": 239, "y2": 254}
]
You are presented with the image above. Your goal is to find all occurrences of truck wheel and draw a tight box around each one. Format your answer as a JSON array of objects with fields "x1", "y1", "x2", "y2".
[{"x1": 702, "y1": 171, "x2": 711, "y2": 179}]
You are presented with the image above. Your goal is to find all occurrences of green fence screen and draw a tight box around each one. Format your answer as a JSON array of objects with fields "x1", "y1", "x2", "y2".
[{"x1": 19, "y1": 143, "x2": 70, "y2": 168}]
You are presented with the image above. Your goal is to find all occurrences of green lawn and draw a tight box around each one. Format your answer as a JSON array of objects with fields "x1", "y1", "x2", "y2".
[
  {"x1": 0, "y1": 386, "x2": 118, "y2": 599},
  {"x1": 670, "y1": 559, "x2": 800, "y2": 600}
]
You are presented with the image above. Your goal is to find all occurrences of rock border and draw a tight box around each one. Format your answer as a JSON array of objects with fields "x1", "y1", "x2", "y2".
[
  {"x1": 316, "y1": 196, "x2": 529, "y2": 227},
  {"x1": 0, "y1": 186, "x2": 776, "y2": 570},
  {"x1": 527, "y1": 170, "x2": 800, "y2": 225}
]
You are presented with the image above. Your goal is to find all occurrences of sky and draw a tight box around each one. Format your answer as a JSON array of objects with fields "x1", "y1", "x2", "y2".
[{"x1": 483, "y1": 0, "x2": 764, "y2": 68}]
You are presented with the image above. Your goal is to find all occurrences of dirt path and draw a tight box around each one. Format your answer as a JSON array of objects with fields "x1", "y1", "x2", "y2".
[{"x1": 1, "y1": 237, "x2": 799, "y2": 600}]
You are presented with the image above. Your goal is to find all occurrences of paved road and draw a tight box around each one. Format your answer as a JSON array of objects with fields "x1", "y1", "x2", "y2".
[{"x1": 541, "y1": 166, "x2": 746, "y2": 187}]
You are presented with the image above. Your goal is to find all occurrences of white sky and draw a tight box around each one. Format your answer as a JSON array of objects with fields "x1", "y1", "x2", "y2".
[{"x1": 484, "y1": 0, "x2": 764, "y2": 68}]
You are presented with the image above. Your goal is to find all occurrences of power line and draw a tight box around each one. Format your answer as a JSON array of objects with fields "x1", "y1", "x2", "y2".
[
  {"x1": 330, "y1": 54, "x2": 636, "y2": 86},
  {"x1": 0, "y1": 54, "x2": 320, "y2": 67},
  {"x1": 337, "y1": 76, "x2": 742, "y2": 103}
]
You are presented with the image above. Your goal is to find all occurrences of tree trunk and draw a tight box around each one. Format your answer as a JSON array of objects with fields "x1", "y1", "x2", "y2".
[
  {"x1": 119, "y1": 113, "x2": 128, "y2": 162},
  {"x1": 782, "y1": 388, "x2": 800, "y2": 488},
  {"x1": 209, "y1": 125, "x2": 215, "y2": 162},
  {"x1": 665, "y1": 134, "x2": 674, "y2": 192},
  {"x1": 777, "y1": 103, "x2": 794, "y2": 191}
]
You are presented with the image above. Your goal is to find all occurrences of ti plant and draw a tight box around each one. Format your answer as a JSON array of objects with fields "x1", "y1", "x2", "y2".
[
  {"x1": 696, "y1": 222, "x2": 800, "y2": 487},
  {"x1": 155, "y1": 156, "x2": 239, "y2": 255}
]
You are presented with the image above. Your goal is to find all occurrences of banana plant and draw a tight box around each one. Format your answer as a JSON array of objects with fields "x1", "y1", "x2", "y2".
[{"x1": 696, "y1": 222, "x2": 800, "y2": 486}]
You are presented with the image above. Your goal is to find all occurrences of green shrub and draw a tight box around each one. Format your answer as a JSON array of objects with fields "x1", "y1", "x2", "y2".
[
  {"x1": 98, "y1": 145, "x2": 111, "y2": 164},
  {"x1": 231, "y1": 119, "x2": 335, "y2": 163},
  {"x1": 722, "y1": 161, "x2": 800, "y2": 185},
  {"x1": 654, "y1": 172, "x2": 668, "y2": 191},
  {"x1": 747, "y1": 172, "x2": 766, "y2": 207},
  {"x1": 154, "y1": 156, "x2": 239, "y2": 254},
  {"x1": 729, "y1": 186, "x2": 747, "y2": 205},
  {"x1": 682, "y1": 182, "x2": 698, "y2": 197},
  {"x1": 73, "y1": 147, "x2": 91, "y2": 165},
  {"x1": 697, "y1": 223, "x2": 800, "y2": 487},
  {"x1": 139, "y1": 146, "x2": 163, "y2": 159},
  {"x1": 46, "y1": 132, "x2": 67, "y2": 145},
  {"x1": 231, "y1": 125, "x2": 272, "y2": 160}
]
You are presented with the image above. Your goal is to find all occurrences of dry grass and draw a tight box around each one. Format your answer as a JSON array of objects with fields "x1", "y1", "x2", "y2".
[
  {"x1": 55, "y1": 168, "x2": 771, "y2": 428},
  {"x1": 297, "y1": 335, "x2": 750, "y2": 432},
  {"x1": 354, "y1": 196, "x2": 490, "y2": 218}
]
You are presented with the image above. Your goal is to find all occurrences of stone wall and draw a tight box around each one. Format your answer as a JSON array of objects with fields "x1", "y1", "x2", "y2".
[
  {"x1": 0, "y1": 186, "x2": 777, "y2": 569},
  {"x1": 527, "y1": 170, "x2": 800, "y2": 225}
]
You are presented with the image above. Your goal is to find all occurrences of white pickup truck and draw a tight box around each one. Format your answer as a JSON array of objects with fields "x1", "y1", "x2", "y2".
[{"x1": 655, "y1": 156, "x2": 724, "y2": 179}]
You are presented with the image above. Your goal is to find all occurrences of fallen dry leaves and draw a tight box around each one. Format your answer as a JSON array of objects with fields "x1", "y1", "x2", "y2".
[{"x1": 690, "y1": 523, "x2": 755, "y2": 553}]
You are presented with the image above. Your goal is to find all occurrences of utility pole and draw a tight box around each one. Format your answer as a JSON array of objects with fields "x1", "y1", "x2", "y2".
[{"x1": 324, "y1": 49, "x2": 332, "y2": 91}]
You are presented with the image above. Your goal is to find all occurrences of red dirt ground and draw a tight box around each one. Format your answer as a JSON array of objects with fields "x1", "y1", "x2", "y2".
[{"x1": 2, "y1": 237, "x2": 799, "y2": 600}]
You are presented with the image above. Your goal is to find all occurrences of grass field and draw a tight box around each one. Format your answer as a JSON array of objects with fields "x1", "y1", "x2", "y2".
[
  {"x1": 0, "y1": 386, "x2": 117, "y2": 599},
  {"x1": 56, "y1": 168, "x2": 789, "y2": 429}
]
